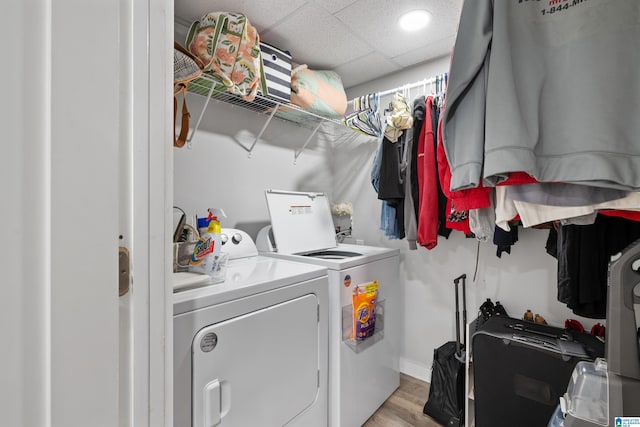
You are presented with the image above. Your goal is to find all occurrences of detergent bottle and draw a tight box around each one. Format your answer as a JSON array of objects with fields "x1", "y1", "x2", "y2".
[{"x1": 189, "y1": 208, "x2": 226, "y2": 280}]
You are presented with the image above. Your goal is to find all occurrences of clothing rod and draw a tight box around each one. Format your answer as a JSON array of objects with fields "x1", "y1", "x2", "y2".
[
  {"x1": 376, "y1": 76, "x2": 438, "y2": 97},
  {"x1": 348, "y1": 74, "x2": 445, "y2": 106}
]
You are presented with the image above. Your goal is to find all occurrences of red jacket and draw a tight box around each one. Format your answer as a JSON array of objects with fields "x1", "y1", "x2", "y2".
[{"x1": 416, "y1": 97, "x2": 439, "y2": 249}]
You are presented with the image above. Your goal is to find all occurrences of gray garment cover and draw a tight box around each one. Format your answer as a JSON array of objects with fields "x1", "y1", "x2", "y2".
[
  {"x1": 469, "y1": 192, "x2": 495, "y2": 243},
  {"x1": 560, "y1": 212, "x2": 598, "y2": 226},
  {"x1": 443, "y1": 0, "x2": 640, "y2": 192},
  {"x1": 402, "y1": 127, "x2": 418, "y2": 250},
  {"x1": 506, "y1": 183, "x2": 628, "y2": 207}
]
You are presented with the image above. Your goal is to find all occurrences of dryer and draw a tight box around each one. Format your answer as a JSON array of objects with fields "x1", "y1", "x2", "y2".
[
  {"x1": 173, "y1": 228, "x2": 329, "y2": 427},
  {"x1": 257, "y1": 190, "x2": 401, "y2": 427}
]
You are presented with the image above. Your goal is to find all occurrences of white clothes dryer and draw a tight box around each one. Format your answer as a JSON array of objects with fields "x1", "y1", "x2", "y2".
[
  {"x1": 257, "y1": 190, "x2": 401, "y2": 427},
  {"x1": 173, "y1": 228, "x2": 329, "y2": 427}
]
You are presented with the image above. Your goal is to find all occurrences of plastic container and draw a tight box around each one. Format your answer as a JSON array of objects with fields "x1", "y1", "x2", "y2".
[
  {"x1": 560, "y1": 359, "x2": 609, "y2": 426},
  {"x1": 188, "y1": 214, "x2": 224, "y2": 281}
]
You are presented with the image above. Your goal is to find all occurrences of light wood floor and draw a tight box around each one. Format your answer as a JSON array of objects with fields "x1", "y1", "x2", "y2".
[{"x1": 362, "y1": 373, "x2": 444, "y2": 427}]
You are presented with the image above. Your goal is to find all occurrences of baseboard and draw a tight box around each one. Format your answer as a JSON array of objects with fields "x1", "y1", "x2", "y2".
[{"x1": 399, "y1": 357, "x2": 431, "y2": 383}]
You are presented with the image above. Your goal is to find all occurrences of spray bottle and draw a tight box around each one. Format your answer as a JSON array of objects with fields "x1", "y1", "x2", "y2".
[{"x1": 189, "y1": 208, "x2": 226, "y2": 279}]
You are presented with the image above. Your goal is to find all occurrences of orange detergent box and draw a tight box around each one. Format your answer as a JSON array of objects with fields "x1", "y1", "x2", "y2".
[{"x1": 351, "y1": 281, "x2": 378, "y2": 341}]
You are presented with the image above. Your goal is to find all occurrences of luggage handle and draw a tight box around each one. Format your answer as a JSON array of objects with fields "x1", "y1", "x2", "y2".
[
  {"x1": 507, "y1": 322, "x2": 573, "y2": 342},
  {"x1": 511, "y1": 334, "x2": 560, "y2": 352},
  {"x1": 454, "y1": 274, "x2": 467, "y2": 359}
]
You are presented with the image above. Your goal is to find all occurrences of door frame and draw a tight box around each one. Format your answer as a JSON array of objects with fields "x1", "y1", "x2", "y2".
[{"x1": 143, "y1": 0, "x2": 174, "y2": 425}]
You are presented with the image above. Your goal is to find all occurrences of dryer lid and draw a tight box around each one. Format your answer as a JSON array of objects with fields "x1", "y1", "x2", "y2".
[{"x1": 265, "y1": 189, "x2": 337, "y2": 255}]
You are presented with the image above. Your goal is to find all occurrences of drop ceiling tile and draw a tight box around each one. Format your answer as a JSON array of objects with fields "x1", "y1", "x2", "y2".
[
  {"x1": 335, "y1": 0, "x2": 462, "y2": 58},
  {"x1": 174, "y1": 0, "x2": 307, "y2": 32},
  {"x1": 309, "y1": 0, "x2": 360, "y2": 14},
  {"x1": 260, "y1": 3, "x2": 374, "y2": 69},
  {"x1": 392, "y1": 34, "x2": 456, "y2": 68},
  {"x1": 334, "y1": 53, "x2": 402, "y2": 88}
]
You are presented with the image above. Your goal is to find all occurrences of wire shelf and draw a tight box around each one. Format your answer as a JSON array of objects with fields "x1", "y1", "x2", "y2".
[{"x1": 187, "y1": 74, "x2": 355, "y2": 141}]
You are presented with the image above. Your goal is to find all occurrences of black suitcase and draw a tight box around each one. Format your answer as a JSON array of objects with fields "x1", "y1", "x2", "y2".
[{"x1": 472, "y1": 316, "x2": 604, "y2": 427}]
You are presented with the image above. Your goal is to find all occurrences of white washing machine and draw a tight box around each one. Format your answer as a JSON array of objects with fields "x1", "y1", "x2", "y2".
[
  {"x1": 173, "y1": 228, "x2": 329, "y2": 427},
  {"x1": 257, "y1": 190, "x2": 401, "y2": 427}
]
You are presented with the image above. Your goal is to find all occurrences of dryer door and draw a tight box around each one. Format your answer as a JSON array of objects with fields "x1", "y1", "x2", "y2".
[{"x1": 192, "y1": 294, "x2": 320, "y2": 426}]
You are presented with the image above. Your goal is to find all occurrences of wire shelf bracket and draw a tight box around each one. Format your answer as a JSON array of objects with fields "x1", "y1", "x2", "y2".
[
  {"x1": 293, "y1": 122, "x2": 322, "y2": 164},
  {"x1": 185, "y1": 78, "x2": 217, "y2": 149},
  {"x1": 242, "y1": 106, "x2": 279, "y2": 157}
]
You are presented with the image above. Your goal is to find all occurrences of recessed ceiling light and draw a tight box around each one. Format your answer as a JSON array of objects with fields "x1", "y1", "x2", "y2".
[{"x1": 398, "y1": 9, "x2": 432, "y2": 32}]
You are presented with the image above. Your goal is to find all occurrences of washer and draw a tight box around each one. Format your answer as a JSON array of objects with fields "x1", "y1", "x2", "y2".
[
  {"x1": 257, "y1": 190, "x2": 401, "y2": 427},
  {"x1": 173, "y1": 228, "x2": 329, "y2": 427}
]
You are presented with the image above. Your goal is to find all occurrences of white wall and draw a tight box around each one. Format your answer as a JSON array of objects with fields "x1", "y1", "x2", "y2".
[
  {"x1": 174, "y1": 95, "x2": 333, "y2": 234},
  {"x1": 173, "y1": 58, "x2": 602, "y2": 385},
  {"x1": 346, "y1": 55, "x2": 452, "y2": 101}
]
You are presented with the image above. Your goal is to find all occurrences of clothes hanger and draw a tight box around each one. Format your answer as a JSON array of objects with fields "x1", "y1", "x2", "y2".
[{"x1": 344, "y1": 92, "x2": 382, "y2": 137}]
